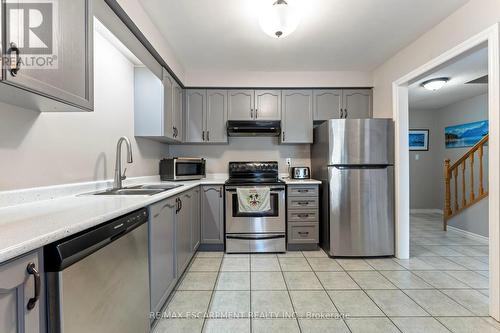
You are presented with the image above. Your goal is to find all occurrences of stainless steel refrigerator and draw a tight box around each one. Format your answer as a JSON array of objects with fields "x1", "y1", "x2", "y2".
[{"x1": 311, "y1": 119, "x2": 395, "y2": 257}]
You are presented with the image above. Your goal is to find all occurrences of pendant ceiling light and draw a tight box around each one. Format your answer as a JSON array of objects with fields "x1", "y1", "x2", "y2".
[
  {"x1": 259, "y1": 0, "x2": 301, "y2": 39},
  {"x1": 421, "y1": 77, "x2": 450, "y2": 91}
]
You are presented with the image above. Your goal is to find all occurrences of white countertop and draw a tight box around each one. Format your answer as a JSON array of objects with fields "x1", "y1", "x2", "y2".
[
  {"x1": 281, "y1": 177, "x2": 322, "y2": 185},
  {"x1": 0, "y1": 176, "x2": 226, "y2": 264}
]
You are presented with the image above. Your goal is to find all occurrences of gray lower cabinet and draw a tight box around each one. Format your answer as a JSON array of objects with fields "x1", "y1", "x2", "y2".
[
  {"x1": 201, "y1": 185, "x2": 224, "y2": 245},
  {"x1": 134, "y1": 67, "x2": 181, "y2": 142},
  {"x1": 0, "y1": 251, "x2": 44, "y2": 333},
  {"x1": 191, "y1": 187, "x2": 201, "y2": 251},
  {"x1": 149, "y1": 197, "x2": 177, "y2": 314},
  {"x1": 176, "y1": 193, "x2": 191, "y2": 275},
  {"x1": 0, "y1": 0, "x2": 93, "y2": 111},
  {"x1": 281, "y1": 90, "x2": 313, "y2": 144},
  {"x1": 185, "y1": 89, "x2": 227, "y2": 143},
  {"x1": 287, "y1": 185, "x2": 319, "y2": 249},
  {"x1": 342, "y1": 89, "x2": 372, "y2": 119}
]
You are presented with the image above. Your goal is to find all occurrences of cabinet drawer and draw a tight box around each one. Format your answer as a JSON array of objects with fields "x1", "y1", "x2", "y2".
[
  {"x1": 288, "y1": 186, "x2": 318, "y2": 197},
  {"x1": 288, "y1": 209, "x2": 318, "y2": 222},
  {"x1": 288, "y1": 197, "x2": 318, "y2": 209},
  {"x1": 288, "y1": 223, "x2": 319, "y2": 244}
]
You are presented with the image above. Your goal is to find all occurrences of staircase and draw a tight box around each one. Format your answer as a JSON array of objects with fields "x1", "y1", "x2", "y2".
[{"x1": 443, "y1": 134, "x2": 489, "y2": 230}]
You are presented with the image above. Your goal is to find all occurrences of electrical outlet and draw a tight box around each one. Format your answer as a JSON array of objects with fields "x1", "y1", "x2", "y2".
[{"x1": 285, "y1": 158, "x2": 292, "y2": 166}]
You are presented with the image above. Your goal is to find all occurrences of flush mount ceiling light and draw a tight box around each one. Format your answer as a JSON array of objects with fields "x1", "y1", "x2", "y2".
[
  {"x1": 421, "y1": 77, "x2": 450, "y2": 91},
  {"x1": 259, "y1": 0, "x2": 301, "y2": 38}
]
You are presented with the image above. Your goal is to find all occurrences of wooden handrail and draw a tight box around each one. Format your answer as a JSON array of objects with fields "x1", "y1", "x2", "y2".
[{"x1": 444, "y1": 134, "x2": 489, "y2": 230}]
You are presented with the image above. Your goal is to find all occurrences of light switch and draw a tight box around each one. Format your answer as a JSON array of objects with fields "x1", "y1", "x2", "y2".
[{"x1": 415, "y1": 154, "x2": 420, "y2": 161}]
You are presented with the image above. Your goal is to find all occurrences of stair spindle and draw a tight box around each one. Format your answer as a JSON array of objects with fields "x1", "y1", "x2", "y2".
[
  {"x1": 462, "y1": 161, "x2": 466, "y2": 208},
  {"x1": 454, "y1": 168, "x2": 459, "y2": 212},
  {"x1": 470, "y1": 152, "x2": 475, "y2": 202},
  {"x1": 479, "y1": 145, "x2": 485, "y2": 196}
]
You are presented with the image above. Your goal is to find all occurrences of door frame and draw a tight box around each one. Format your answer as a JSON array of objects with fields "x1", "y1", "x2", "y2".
[{"x1": 392, "y1": 23, "x2": 500, "y2": 319}]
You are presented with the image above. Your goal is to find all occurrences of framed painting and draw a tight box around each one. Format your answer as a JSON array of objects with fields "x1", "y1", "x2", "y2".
[
  {"x1": 445, "y1": 120, "x2": 488, "y2": 148},
  {"x1": 409, "y1": 129, "x2": 429, "y2": 151}
]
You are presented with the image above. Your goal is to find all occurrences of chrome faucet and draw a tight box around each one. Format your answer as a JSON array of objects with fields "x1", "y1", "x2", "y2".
[{"x1": 113, "y1": 136, "x2": 133, "y2": 190}]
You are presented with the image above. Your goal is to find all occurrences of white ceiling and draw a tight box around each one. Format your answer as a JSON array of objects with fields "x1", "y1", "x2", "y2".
[
  {"x1": 140, "y1": 0, "x2": 468, "y2": 72},
  {"x1": 409, "y1": 47, "x2": 488, "y2": 110}
]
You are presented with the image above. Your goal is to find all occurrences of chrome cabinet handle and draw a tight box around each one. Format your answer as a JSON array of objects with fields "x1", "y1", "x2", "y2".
[
  {"x1": 282, "y1": 131, "x2": 285, "y2": 141},
  {"x1": 297, "y1": 189, "x2": 309, "y2": 193},
  {"x1": 250, "y1": 108, "x2": 254, "y2": 118},
  {"x1": 220, "y1": 186, "x2": 223, "y2": 197},
  {"x1": 202, "y1": 130, "x2": 205, "y2": 141},
  {"x1": 340, "y1": 109, "x2": 344, "y2": 118},
  {"x1": 345, "y1": 108, "x2": 348, "y2": 118},
  {"x1": 8, "y1": 42, "x2": 21, "y2": 77},
  {"x1": 26, "y1": 262, "x2": 40, "y2": 310},
  {"x1": 207, "y1": 131, "x2": 210, "y2": 141},
  {"x1": 255, "y1": 109, "x2": 258, "y2": 118},
  {"x1": 297, "y1": 213, "x2": 309, "y2": 218},
  {"x1": 297, "y1": 201, "x2": 309, "y2": 206},
  {"x1": 298, "y1": 231, "x2": 309, "y2": 236}
]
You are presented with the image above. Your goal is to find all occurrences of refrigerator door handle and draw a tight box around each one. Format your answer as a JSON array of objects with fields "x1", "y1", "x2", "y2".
[{"x1": 332, "y1": 165, "x2": 391, "y2": 170}]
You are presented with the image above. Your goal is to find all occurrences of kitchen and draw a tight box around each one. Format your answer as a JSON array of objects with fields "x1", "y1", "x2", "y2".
[{"x1": 1, "y1": 0, "x2": 498, "y2": 333}]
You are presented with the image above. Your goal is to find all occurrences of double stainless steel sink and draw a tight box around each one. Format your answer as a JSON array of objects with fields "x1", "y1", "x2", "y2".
[{"x1": 90, "y1": 184, "x2": 182, "y2": 196}]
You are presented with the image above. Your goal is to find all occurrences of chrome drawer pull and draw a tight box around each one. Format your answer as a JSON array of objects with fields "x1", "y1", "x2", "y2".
[{"x1": 297, "y1": 231, "x2": 309, "y2": 236}]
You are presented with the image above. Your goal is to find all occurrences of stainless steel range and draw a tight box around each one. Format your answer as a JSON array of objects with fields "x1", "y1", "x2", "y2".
[{"x1": 225, "y1": 161, "x2": 286, "y2": 253}]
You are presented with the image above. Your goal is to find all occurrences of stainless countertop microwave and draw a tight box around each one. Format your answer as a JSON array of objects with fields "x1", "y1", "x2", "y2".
[{"x1": 160, "y1": 157, "x2": 206, "y2": 181}]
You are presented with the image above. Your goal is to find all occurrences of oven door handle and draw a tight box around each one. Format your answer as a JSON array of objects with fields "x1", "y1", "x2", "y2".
[
  {"x1": 225, "y1": 188, "x2": 285, "y2": 192},
  {"x1": 226, "y1": 235, "x2": 285, "y2": 240}
]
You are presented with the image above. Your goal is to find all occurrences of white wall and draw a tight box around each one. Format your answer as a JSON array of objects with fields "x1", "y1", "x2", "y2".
[
  {"x1": 117, "y1": 0, "x2": 185, "y2": 82},
  {"x1": 184, "y1": 70, "x2": 373, "y2": 88},
  {"x1": 372, "y1": 0, "x2": 500, "y2": 118},
  {"x1": 169, "y1": 138, "x2": 310, "y2": 175},
  {"x1": 0, "y1": 30, "x2": 168, "y2": 191}
]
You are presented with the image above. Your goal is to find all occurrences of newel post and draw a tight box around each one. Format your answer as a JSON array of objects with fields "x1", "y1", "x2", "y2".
[{"x1": 444, "y1": 159, "x2": 452, "y2": 230}]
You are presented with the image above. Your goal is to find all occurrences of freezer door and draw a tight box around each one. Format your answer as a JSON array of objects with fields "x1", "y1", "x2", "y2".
[
  {"x1": 328, "y1": 166, "x2": 394, "y2": 256},
  {"x1": 327, "y1": 119, "x2": 394, "y2": 165}
]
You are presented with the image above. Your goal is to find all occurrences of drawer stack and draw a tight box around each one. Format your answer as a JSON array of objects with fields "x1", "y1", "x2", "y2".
[{"x1": 287, "y1": 185, "x2": 319, "y2": 249}]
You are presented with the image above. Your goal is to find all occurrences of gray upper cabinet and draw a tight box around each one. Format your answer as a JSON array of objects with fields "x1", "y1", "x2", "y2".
[
  {"x1": 149, "y1": 198, "x2": 177, "y2": 313},
  {"x1": 0, "y1": 251, "x2": 44, "y2": 333},
  {"x1": 281, "y1": 90, "x2": 313, "y2": 144},
  {"x1": 134, "y1": 67, "x2": 181, "y2": 142},
  {"x1": 201, "y1": 186, "x2": 224, "y2": 245},
  {"x1": 172, "y1": 81, "x2": 183, "y2": 141},
  {"x1": 185, "y1": 89, "x2": 227, "y2": 143},
  {"x1": 206, "y1": 90, "x2": 228, "y2": 143},
  {"x1": 255, "y1": 90, "x2": 281, "y2": 120},
  {"x1": 228, "y1": 90, "x2": 254, "y2": 120},
  {"x1": 1, "y1": 0, "x2": 93, "y2": 111},
  {"x1": 185, "y1": 89, "x2": 206, "y2": 143},
  {"x1": 342, "y1": 89, "x2": 372, "y2": 119},
  {"x1": 313, "y1": 90, "x2": 342, "y2": 121}
]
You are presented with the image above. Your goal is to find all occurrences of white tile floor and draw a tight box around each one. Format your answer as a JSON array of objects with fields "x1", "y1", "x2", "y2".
[{"x1": 153, "y1": 212, "x2": 499, "y2": 332}]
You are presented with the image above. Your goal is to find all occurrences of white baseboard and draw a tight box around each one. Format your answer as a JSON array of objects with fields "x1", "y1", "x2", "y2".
[
  {"x1": 447, "y1": 225, "x2": 489, "y2": 245},
  {"x1": 410, "y1": 209, "x2": 443, "y2": 214}
]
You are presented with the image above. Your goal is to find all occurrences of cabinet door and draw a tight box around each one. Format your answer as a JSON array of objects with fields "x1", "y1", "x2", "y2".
[
  {"x1": 185, "y1": 89, "x2": 206, "y2": 143},
  {"x1": 255, "y1": 90, "x2": 281, "y2": 120},
  {"x1": 228, "y1": 90, "x2": 254, "y2": 120},
  {"x1": 163, "y1": 72, "x2": 175, "y2": 139},
  {"x1": 281, "y1": 90, "x2": 313, "y2": 144},
  {"x1": 176, "y1": 195, "x2": 191, "y2": 274},
  {"x1": 0, "y1": 251, "x2": 43, "y2": 333},
  {"x1": 149, "y1": 198, "x2": 177, "y2": 313},
  {"x1": 206, "y1": 90, "x2": 228, "y2": 143},
  {"x1": 201, "y1": 186, "x2": 224, "y2": 244},
  {"x1": 191, "y1": 187, "x2": 201, "y2": 252},
  {"x1": 173, "y1": 82, "x2": 183, "y2": 141},
  {"x1": 5, "y1": 0, "x2": 93, "y2": 110},
  {"x1": 342, "y1": 89, "x2": 372, "y2": 119},
  {"x1": 313, "y1": 90, "x2": 342, "y2": 120}
]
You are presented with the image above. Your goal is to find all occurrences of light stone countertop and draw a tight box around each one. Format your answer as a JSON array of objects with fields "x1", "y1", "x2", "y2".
[
  {"x1": 0, "y1": 176, "x2": 226, "y2": 264},
  {"x1": 281, "y1": 177, "x2": 322, "y2": 185}
]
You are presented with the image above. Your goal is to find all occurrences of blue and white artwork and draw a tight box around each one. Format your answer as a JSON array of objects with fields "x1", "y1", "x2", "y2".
[
  {"x1": 409, "y1": 129, "x2": 429, "y2": 151},
  {"x1": 445, "y1": 120, "x2": 488, "y2": 148}
]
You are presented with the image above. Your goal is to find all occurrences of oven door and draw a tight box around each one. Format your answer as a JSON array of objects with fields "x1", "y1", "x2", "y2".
[
  {"x1": 225, "y1": 185, "x2": 285, "y2": 233},
  {"x1": 174, "y1": 158, "x2": 206, "y2": 180}
]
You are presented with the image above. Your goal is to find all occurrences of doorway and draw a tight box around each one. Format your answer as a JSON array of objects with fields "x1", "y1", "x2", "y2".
[{"x1": 392, "y1": 23, "x2": 500, "y2": 319}]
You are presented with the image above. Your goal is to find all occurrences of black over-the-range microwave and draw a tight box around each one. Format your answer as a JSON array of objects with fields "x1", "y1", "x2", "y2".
[{"x1": 160, "y1": 157, "x2": 206, "y2": 181}]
